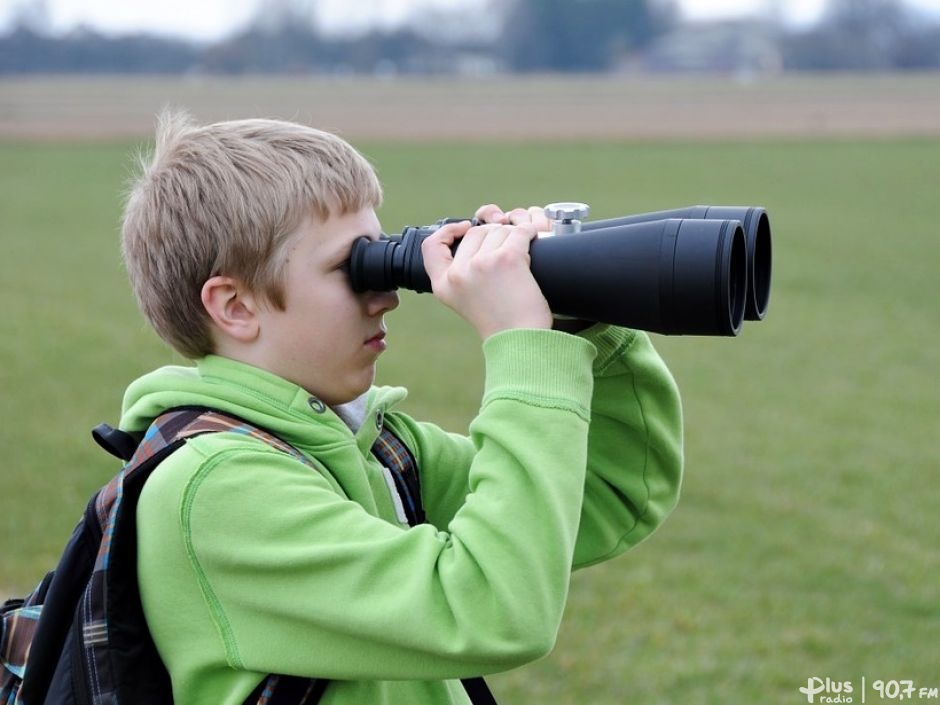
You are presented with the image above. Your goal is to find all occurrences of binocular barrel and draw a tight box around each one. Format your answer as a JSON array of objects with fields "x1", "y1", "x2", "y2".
[
  {"x1": 349, "y1": 216, "x2": 750, "y2": 337},
  {"x1": 582, "y1": 205, "x2": 771, "y2": 321}
]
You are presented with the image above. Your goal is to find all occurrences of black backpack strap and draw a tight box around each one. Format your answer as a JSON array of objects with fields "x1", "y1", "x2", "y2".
[
  {"x1": 462, "y1": 676, "x2": 499, "y2": 705},
  {"x1": 92, "y1": 422, "x2": 142, "y2": 462},
  {"x1": 243, "y1": 672, "x2": 330, "y2": 705}
]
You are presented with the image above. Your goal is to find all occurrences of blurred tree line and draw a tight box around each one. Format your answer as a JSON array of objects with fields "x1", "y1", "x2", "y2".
[
  {"x1": 783, "y1": 0, "x2": 940, "y2": 70},
  {"x1": 1, "y1": 0, "x2": 939, "y2": 74}
]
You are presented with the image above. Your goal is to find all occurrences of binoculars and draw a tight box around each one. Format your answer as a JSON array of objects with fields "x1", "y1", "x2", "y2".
[{"x1": 348, "y1": 203, "x2": 772, "y2": 337}]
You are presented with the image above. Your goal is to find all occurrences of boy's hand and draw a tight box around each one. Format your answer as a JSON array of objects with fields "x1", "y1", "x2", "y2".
[
  {"x1": 473, "y1": 203, "x2": 593, "y2": 334},
  {"x1": 421, "y1": 219, "x2": 553, "y2": 340}
]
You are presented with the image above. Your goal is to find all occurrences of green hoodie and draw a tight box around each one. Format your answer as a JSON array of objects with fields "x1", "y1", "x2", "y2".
[{"x1": 125, "y1": 325, "x2": 683, "y2": 705}]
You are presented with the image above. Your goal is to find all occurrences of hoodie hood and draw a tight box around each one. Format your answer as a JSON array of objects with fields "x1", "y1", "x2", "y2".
[{"x1": 120, "y1": 354, "x2": 408, "y2": 456}]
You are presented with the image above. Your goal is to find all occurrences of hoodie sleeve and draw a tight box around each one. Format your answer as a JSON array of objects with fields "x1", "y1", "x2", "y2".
[
  {"x1": 390, "y1": 325, "x2": 683, "y2": 569},
  {"x1": 570, "y1": 325, "x2": 683, "y2": 567}
]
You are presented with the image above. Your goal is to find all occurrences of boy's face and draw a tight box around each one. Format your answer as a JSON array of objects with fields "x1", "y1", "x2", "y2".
[{"x1": 255, "y1": 207, "x2": 399, "y2": 406}]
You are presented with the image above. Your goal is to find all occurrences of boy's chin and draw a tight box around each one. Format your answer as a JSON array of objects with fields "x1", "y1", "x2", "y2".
[{"x1": 323, "y1": 371, "x2": 376, "y2": 407}]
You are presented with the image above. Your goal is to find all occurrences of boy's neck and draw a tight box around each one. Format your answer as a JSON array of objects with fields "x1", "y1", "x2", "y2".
[{"x1": 331, "y1": 394, "x2": 368, "y2": 433}]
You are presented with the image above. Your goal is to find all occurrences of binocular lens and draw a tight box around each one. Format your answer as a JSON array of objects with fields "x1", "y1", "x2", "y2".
[
  {"x1": 582, "y1": 205, "x2": 771, "y2": 321},
  {"x1": 526, "y1": 218, "x2": 746, "y2": 336}
]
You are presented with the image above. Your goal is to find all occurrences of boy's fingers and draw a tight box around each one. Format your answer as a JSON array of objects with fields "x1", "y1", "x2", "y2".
[
  {"x1": 506, "y1": 207, "x2": 532, "y2": 225},
  {"x1": 451, "y1": 224, "x2": 495, "y2": 263},
  {"x1": 477, "y1": 225, "x2": 512, "y2": 253},
  {"x1": 474, "y1": 204, "x2": 506, "y2": 224},
  {"x1": 422, "y1": 220, "x2": 471, "y2": 282},
  {"x1": 503, "y1": 206, "x2": 552, "y2": 231},
  {"x1": 503, "y1": 223, "x2": 538, "y2": 253},
  {"x1": 474, "y1": 204, "x2": 552, "y2": 229},
  {"x1": 527, "y1": 206, "x2": 553, "y2": 232}
]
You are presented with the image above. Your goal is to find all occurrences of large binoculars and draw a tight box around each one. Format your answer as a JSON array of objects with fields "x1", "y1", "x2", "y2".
[{"x1": 348, "y1": 204, "x2": 772, "y2": 336}]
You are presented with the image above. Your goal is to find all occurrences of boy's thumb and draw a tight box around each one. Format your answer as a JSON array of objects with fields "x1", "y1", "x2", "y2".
[{"x1": 421, "y1": 220, "x2": 469, "y2": 284}]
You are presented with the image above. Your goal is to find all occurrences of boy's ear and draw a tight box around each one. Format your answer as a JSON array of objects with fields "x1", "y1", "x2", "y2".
[{"x1": 201, "y1": 276, "x2": 261, "y2": 343}]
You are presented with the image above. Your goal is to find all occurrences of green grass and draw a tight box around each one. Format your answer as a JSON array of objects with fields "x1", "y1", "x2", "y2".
[{"x1": 2, "y1": 137, "x2": 938, "y2": 703}]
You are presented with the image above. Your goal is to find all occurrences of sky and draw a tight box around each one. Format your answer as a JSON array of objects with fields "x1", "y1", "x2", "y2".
[{"x1": 2, "y1": 0, "x2": 940, "y2": 40}]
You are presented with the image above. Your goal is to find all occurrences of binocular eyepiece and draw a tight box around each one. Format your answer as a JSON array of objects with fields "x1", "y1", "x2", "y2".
[{"x1": 348, "y1": 204, "x2": 772, "y2": 337}]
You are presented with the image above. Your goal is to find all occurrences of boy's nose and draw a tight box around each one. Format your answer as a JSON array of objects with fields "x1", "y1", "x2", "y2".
[{"x1": 365, "y1": 288, "x2": 399, "y2": 315}]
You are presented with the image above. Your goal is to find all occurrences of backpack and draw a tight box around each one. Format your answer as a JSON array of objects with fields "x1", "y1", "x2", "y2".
[{"x1": 1, "y1": 407, "x2": 495, "y2": 705}]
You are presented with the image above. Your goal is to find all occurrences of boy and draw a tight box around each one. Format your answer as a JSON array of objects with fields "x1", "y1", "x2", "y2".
[{"x1": 120, "y1": 111, "x2": 683, "y2": 704}]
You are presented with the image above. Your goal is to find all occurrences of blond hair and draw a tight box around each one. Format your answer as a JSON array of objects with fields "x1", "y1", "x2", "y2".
[{"x1": 121, "y1": 110, "x2": 382, "y2": 359}]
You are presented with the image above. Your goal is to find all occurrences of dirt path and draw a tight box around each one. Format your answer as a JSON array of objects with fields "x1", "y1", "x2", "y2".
[{"x1": 3, "y1": 73, "x2": 940, "y2": 141}]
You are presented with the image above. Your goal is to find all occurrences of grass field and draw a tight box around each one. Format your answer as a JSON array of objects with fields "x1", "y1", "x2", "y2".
[{"x1": 2, "y1": 88, "x2": 939, "y2": 702}]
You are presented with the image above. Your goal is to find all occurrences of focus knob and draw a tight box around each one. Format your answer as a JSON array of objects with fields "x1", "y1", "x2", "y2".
[{"x1": 544, "y1": 202, "x2": 590, "y2": 235}]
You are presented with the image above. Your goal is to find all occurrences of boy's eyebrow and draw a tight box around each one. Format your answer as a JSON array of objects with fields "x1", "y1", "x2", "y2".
[{"x1": 326, "y1": 231, "x2": 383, "y2": 263}]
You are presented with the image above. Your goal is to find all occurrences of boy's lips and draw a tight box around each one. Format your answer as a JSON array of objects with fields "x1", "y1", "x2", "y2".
[{"x1": 364, "y1": 330, "x2": 387, "y2": 351}]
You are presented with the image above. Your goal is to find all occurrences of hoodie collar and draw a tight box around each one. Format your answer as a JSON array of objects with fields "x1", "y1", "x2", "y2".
[{"x1": 120, "y1": 355, "x2": 407, "y2": 454}]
